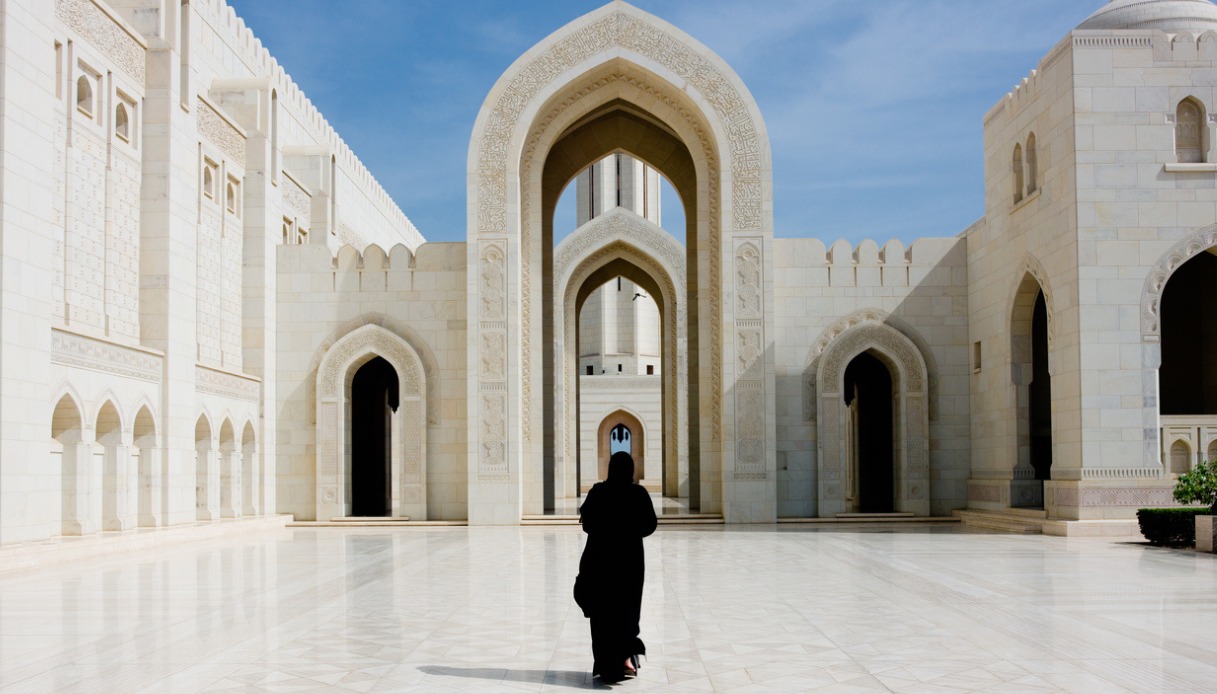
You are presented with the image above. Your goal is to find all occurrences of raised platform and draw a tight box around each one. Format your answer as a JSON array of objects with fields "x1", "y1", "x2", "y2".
[
  {"x1": 0, "y1": 514, "x2": 291, "y2": 576},
  {"x1": 521, "y1": 513, "x2": 723, "y2": 526},
  {"x1": 778, "y1": 515, "x2": 959, "y2": 524},
  {"x1": 954, "y1": 508, "x2": 1142, "y2": 537}
]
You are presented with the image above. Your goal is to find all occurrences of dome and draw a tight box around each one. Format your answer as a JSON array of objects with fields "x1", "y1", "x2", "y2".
[{"x1": 1077, "y1": 0, "x2": 1217, "y2": 33}]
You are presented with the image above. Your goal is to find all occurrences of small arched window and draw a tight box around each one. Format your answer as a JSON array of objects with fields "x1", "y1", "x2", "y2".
[
  {"x1": 202, "y1": 163, "x2": 215, "y2": 199},
  {"x1": 115, "y1": 103, "x2": 130, "y2": 141},
  {"x1": 1176, "y1": 97, "x2": 1206, "y2": 163},
  {"x1": 76, "y1": 75, "x2": 93, "y2": 116},
  {"x1": 1025, "y1": 133, "x2": 1037, "y2": 195},
  {"x1": 1012, "y1": 143, "x2": 1024, "y2": 204},
  {"x1": 226, "y1": 180, "x2": 238, "y2": 215},
  {"x1": 281, "y1": 220, "x2": 291, "y2": 245}
]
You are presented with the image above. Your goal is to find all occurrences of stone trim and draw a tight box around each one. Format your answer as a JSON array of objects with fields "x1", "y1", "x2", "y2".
[
  {"x1": 52, "y1": 327, "x2": 162, "y2": 383},
  {"x1": 195, "y1": 364, "x2": 261, "y2": 403}
]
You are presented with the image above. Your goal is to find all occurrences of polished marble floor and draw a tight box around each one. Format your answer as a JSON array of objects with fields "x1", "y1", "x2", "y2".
[{"x1": 1, "y1": 524, "x2": 1215, "y2": 693}]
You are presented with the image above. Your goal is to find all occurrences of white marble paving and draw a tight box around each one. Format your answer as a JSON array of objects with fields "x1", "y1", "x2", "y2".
[{"x1": 0, "y1": 525, "x2": 1215, "y2": 693}]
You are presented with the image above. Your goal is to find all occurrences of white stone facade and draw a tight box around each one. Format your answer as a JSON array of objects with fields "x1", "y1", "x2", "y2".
[{"x1": 4, "y1": 0, "x2": 1217, "y2": 544}]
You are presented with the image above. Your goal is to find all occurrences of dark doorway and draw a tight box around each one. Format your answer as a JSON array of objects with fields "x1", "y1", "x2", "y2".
[
  {"x1": 351, "y1": 357, "x2": 398, "y2": 517},
  {"x1": 1029, "y1": 291, "x2": 1052, "y2": 481},
  {"x1": 1160, "y1": 251, "x2": 1217, "y2": 414},
  {"x1": 843, "y1": 352, "x2": 894, "y2": 513}
]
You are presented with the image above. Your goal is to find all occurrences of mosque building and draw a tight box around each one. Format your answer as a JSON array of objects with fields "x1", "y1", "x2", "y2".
[{"x1": 5, "y1": 0, "x2": 1217, "y2": 546}]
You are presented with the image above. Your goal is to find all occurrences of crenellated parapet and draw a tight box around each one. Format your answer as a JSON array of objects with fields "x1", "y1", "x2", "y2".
[
  {"x1": 776, "y1": 236, "x2": 961, "y2": 289},
  {"x1": 191, "y1": 0, "x2": 423, "y2": 250}
]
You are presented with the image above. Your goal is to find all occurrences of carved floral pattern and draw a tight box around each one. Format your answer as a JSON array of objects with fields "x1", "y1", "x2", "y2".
[
  {"x1": 197, "y1": 100, "x2": 246, "y2": 168},
  {"x1": 1142, "y1": 224, "x2": 1217, "y2": 338},
  {"x1": 56, "y1": 0, "x2": 146, "y2": 86}
]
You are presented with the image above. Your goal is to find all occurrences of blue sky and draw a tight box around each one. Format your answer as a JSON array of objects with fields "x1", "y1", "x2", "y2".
[{"x1": 228, "y1": 0, "x2": 1097, "y2": 246}]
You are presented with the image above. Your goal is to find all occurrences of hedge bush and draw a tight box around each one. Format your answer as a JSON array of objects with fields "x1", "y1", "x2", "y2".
[{"x1": 1136, "y1": 508, "x2": 1211, "y2": 546}]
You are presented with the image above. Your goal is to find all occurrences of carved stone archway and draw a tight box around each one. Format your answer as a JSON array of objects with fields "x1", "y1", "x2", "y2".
[
  {"x1": 816, "y1": 322, "x2": 930, "y2": 517},
  {"x1": 467, "y1": 2, "x2": 774, "y2": 523},
  {"x1": 555, "y1": 208, "x2": 687, "y2": 500},
  {"x1": 1142, "y1": 224, "x2": 1217, "y2": 339},
  {"x1": 316, "y1": 324, "x2": 427, "y2": 521}
]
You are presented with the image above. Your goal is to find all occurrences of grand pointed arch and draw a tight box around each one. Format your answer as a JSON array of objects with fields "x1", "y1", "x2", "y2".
[
  {"x1": 553, "y1": 208, "x2": 688, "y2": 503},
  {"x1": 467, "y1": 1, "x2": 775, "y2": 523},
  {"x1": 316, "y1": 323, "x2": 428, "y2": 521},
  {"x1": 816, "y1": 321, "x2": 931, "y2": 517}
]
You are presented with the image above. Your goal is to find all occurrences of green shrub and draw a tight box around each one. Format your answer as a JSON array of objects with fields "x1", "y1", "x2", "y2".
[
  {"x1": 1173, "y1": 460, "x2": 1217, "y2": 514},
  {"x1": 1136, "y1": 508, "x2": 1211, "y2": 546}
]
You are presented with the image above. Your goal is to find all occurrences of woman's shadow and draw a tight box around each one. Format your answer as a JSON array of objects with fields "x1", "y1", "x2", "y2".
[{"x1": 417, "y1": 665, "x2": 615, "y2": 689}]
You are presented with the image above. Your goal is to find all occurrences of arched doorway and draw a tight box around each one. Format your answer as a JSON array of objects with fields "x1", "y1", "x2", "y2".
[
  {"x1": 315, "y1": 324, "x2": 428, "y2": 521},
  {"x1": 843, "y1": 352, "x2": 894, "y2": 513},
  {"x1": 195, "y1": 415, "x2": 215, "y2": 520},
  {"x1": 816, "y1": 322, "x2": 930, "y2": 517},
  {"x1": 242, "y1": 422, "x2": 258, "y2": 515},
  {"x1": 133, "y1": 406, "x2": 159, "y2": 527},
  {"x1": 96, "y1": 401, "x2": 124, "y2": 531},
  {"x1": 219, "y1": 418, "x2": 238, "y2": 517},
  {"x1": 53, "y1": 393, "x2": 89, "y2": 535},
  {"x1": 1157, "y1": 249, "x2": 1217, "y2": 473},
  {"x1": 351, "y1": 356, "x2": 399, "y2": 517},
  {"x1": 1011, "y1": 271, "x2": 1053, "y2": 508},
  {"x1": 593, "y1": 409, "x2": 646, "y2": 485},
  {"x1": 467, "y1": 3, "x2": 776, "y2": 524}
]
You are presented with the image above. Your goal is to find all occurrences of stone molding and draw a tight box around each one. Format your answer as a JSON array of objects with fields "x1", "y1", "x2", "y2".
[
  {"x1": 195, "y1": 364, "x2": 260, "y2": 403},
  {"x1": 51, "y1": 327, "x2": 161, "y2": 383},
  {"x1": 56, "y1": 0, "x2": 146, "y2": 87},
  {"x1": 1017, "y1": 253, "x2": 1056, "y2": 345},
  {"x1": 1141, "y1": 223, "x2": 1217, "y2": 339},
  {"x1": 1053, "y1": 486, "x2": 1174, "y2": 508}
]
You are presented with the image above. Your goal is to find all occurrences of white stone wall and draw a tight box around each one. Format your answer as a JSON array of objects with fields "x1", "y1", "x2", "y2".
[
  {"x1": 774, "y1": 236, "x2": 971, "y2": 518},
  {"x1": 577, "y1": 375, "x2": 662, "y2": 490},
  {"x1": 275, "y1": 242, "x2": 467, "y2": 521}
]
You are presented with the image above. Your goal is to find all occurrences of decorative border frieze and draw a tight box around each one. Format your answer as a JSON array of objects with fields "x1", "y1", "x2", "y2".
[
  {"x1": 1142, "y1": 224, "x2": 1217, "y2": 339},
  {"x1": 1054, "y1": 487, "x2": 1174, "y2": 508},
  {"x1": 56, "y1": 0, "x2": 146, "y2": 86},
  {"x1": 733, "y1": 239, "x2": 765, "y2": 479},
  {"x1": 195, "y1": 364, "x2": 261, "y2": 402},
  {"x1": 197, "y1": 97, "x2": 247, "y2": 168},
  {"x1": 52, "y1": 328, "x2": 161, "y2": 383}
]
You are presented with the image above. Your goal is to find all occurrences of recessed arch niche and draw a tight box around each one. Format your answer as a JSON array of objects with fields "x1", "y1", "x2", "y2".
[
  {"x1": 316, "y1": 324, "x2": 428, "y2": 521},
  {"x1": 816, "y1": 322, "x2": 930, "y2": 517},
  {"x1": 467, "y1": 2, "x2": 775, "y2": 523},
  {"x1": 555, "y1": 208, "x2": 687, "y2": 502}
]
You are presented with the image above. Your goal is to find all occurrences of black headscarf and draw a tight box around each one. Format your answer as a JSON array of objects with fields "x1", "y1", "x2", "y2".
[{"x1": 606, "y1": 451, "x2": 635, "y2": 485}]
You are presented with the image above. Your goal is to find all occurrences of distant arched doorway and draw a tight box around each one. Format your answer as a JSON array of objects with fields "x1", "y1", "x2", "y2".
[
  {"x1": 351, "y1": 356, "x2": 399, "y2": 517},
  {"x1": 595, "y1": 409, "x2": 645, "y2": 484},
  {"x1": 843, "y1": 352, "x2": 894, "y2": 513}
]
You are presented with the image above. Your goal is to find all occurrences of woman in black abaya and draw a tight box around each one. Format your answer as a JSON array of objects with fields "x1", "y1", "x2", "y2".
[{"x1": 576, "y1": 451, "x2": 658, "y2": 683}]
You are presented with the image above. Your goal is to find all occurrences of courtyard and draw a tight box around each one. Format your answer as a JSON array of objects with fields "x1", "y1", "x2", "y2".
[{"x1": 0, "y1": 524, "x2": 1214, "y2": 693}]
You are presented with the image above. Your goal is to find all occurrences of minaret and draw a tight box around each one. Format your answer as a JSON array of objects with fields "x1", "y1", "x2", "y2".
[{"x1": 575, "y1": 154, "x2": 662, "y2": 377}]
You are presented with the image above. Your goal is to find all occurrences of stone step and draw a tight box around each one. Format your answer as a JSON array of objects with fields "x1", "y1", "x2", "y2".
[
  {"x1": 329, "y1": 516, "x2": 411, "y2": 522},
  {"x1": 835, "y1": 512, "x2": 916, "y2": 519},
  {"x1": 520, "y1": 514, "x2": 723, "y2": 526},
  {"x1": 953, "y1": 510, "x2": 1043, "y2": 535}
]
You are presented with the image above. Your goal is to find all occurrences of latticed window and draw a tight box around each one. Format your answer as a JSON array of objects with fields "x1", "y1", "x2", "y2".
[{"x1": 1176, "y1": 98, "x2": 1205, "y2": 163}]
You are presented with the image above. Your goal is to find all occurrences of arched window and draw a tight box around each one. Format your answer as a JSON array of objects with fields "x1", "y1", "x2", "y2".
[
  {"x1": 226, "y1": 179, "x2": 239, "y2": 216},
  {"x1": 115, "y1": 103, "x2": 130, "y2": 141},
  {"x1": 1176, "y1": 97, "x2": 1206, "y2": 163},
  {"x1": 1025, "y1": 133, "x2": 1037, "y2": 195},
  {"x1": 76, "y1": 75, "x2": 93, "y2": 116},
  {"x1": 281, "y1": 220, "x2": 291, "y2": 245},
  {"x1": 1012, "y1": 143, "x2": 1024, "y2": 204},
  {"x1": 202, "y1": 162, "x2": 216, "y2": 199}
]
